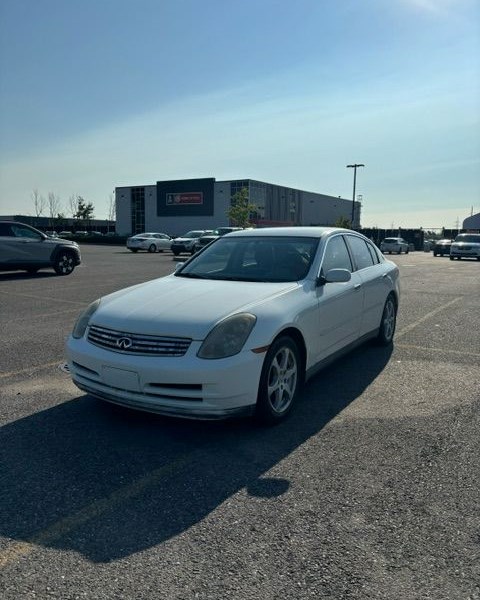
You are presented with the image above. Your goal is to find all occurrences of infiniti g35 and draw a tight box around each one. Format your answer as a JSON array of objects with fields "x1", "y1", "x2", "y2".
[{"x1": 66, "y1": 227, "x2": 400, "y2": 423}]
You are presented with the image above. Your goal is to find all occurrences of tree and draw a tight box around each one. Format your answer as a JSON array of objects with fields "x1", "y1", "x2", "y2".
[
  {"x1": 227, "y1": 188, "x2": 257, "y2": 228},
  {"x1": 334, "y1": 216, "x2": 351, "y2": 229},
  {"x1": 107, "y1": 193, "x2": 116, "y2": 232},
  {"x1": 48, "y1": 192, "x2": 62, "y2": 225},
  {"x1": 68, "y1": 194, "x2": 80, "y2": 219},
  {"x1": 32, "y1": 189, "x2": 46, "y2": 217},
  {"x1": 74, "y1": 197, "x2": 94, "y2": 220}
]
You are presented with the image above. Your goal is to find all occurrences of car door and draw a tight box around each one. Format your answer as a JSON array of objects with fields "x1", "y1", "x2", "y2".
[
  {"x1": 154, "y1": 234, "x2": 171, "y2": 250},
  {"x1": 0, "y1": 223, "x2": 51, "y2": 265},
  {"x1": 314, "y1": 234, "x2": 364, "y2": 361},
  {"x1": 345, "y1": 235, "x2": 390, "y2": 336}
]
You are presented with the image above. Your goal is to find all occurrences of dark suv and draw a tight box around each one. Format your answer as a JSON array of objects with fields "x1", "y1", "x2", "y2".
[{"x1": 0, "y1": 221, "x2": 81, "y2": 275}]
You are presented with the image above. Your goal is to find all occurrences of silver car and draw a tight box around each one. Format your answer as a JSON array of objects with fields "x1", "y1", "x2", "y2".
[
  {"x1": 126, "y1": 232, "x2": 172, "y2": 253},
  {"x1": 380, "y1": 237, "x2": 409, "y2": 254},
  {"x1": 449, "y1": 233, "x2": 480, "y2": 260},
  {"x1": 0, "y1": 221, "x2": 81, "y2": 275}
]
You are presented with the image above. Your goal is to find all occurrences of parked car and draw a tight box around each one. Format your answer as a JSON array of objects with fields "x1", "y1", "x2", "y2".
[
  {"x1": 433, "y1": 239, "x2": 454, "y2": 256},
  {"x1": 170, "y1": 230, "x2": 210, "y2": 255},
  {"x1": 449, "y1": 233, "x2": 480, "y2": 260},
  {"x1": 380, "y1": 237, "x2": 409, "y2": 254},
  {"x1": 45, "y1": 230, "x2": 59, "y2": 238},
  {"x1": 58, "y1": 231, "x2": 73, "y2": 238},
  {"x1": 67, "y1": 227, "x2": 399, "y2": 424},
  {"x1": 126, "y1": 232, "x2": 172, "y2": 253},
  {"x1": 193, "y1": 227, "x2": 243, "y2": 253},
  {"x1": 0, "y1": 221, "x2": 81, "y2": 275}
]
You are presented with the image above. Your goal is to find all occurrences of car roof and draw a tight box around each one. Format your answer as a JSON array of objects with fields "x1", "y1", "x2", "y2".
[{"x1": 226, "y1": 226, "x2": 346, "y2": 239}]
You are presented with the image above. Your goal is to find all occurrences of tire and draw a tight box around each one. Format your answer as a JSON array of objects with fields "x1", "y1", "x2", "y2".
[
  {"x1": 53, "y1": 251, "x2": 76, "y2": 276},
  {"x1": 376, "y1": 295, "x2": 397, "y2": 346},
  {"x1": 172, "y1": 250, "x2": 180, "y2": 256},
  {"x1": 256, "y1": 336, "x2": 301, "y2": 424},
  {"x1": 148, "y1": 244, "x2": 156, "y2": 253},
  {"x1": 433, "y1": 252, "x2": 438, "y2": 257},
  {"x1": 129, "y1": 249, "x2": 138, "y2": 253},
  {"x1": 449, "y1": 256, "x2": 454, "y2": 261},
  {"x1": 405, "y1": 248, "x2": 409, "y2": 254}
]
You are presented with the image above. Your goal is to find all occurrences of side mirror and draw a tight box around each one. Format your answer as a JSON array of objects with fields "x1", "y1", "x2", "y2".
[{"x1": 317, "y1": 268, "x2": 351, "y2": 286}]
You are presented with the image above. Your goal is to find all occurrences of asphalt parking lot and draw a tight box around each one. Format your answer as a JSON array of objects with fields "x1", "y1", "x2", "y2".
[{"x1": 1, "y1": 245, "x2": 479, "y2": 600}]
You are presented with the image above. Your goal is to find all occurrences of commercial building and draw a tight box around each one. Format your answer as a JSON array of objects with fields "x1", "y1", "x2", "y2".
[
  {"x1": 463, "y1": 212, "x2": 480, "y2": 232},
  {"x1": 115, "y1": 177, "x2": 360, "y2": 236}
]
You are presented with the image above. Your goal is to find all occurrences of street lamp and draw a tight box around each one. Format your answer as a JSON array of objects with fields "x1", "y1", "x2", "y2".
[{"x1": 346, "y1": 163, "x2": 365, "y2": 227}]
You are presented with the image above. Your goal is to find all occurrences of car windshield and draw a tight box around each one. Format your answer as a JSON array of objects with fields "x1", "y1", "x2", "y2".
[
  {"x1": 176, "y1": 236, "x2": 319, "y2": 282},
  {"x1": 183, "y1": 231, "x2": 204, "y2": 238},
  {"x1": 455, "y1": 234, "x2": 480, "y2": 243},
  {"x1": 383, "y1": 238, "x2": 399, "y2": 243}
]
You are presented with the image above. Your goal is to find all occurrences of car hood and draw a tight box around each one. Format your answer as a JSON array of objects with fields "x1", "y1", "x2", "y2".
[
  {"x1": 91, "y1": 275, "x2": 298, "y2": 339},
  {"x1": 45, "y1": 238, "x2": 78, "y2": 246}
]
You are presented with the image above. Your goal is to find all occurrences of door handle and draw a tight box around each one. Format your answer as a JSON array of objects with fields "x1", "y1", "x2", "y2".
[{"x1": 354, "y1": 283, "x2": 362, "y2": 290}]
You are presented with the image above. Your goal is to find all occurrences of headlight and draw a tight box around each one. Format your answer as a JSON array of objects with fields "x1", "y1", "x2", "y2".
[
  {"x1": 72, "y1": 299, "x2": 101, "y2": 339},
  {"x1": 197, "y1": 313, "x2": 256, "y2": 359}
]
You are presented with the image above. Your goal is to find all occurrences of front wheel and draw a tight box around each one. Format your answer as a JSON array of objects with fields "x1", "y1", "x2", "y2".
[
  {"x1": 148, "y1": 244, "x2": 156, "y2": 253},
  {"x1": 53, "y1": 251, "x2": 76, "y2": 275},
  {"x1": 256, "y1": 336, "x2": 301, "y2": 425},
  {"x1": 376, "y1": 295, "x2": 397, "y2": 346}
]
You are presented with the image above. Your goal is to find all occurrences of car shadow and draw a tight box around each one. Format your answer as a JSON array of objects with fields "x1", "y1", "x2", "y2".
[{"x1": 0, "y1": 344, "x2": 392, "y2": 563}]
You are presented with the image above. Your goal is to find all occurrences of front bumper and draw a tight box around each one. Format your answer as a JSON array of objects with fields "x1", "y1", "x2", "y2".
[{"x1": 66, "y1": 335, "x2": 264, "y2": 419}]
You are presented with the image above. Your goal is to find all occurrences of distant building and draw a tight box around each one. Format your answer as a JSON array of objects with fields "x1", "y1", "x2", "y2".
[
  {"x1": 115, "y1": 177, "x2": 360, "y2": 236},
  {"x1": 0, "y1": 215, "x2": 114, "y2": 233},
  {"x1": 463, "y1": 212, "x2": 480, "y2": 232}
]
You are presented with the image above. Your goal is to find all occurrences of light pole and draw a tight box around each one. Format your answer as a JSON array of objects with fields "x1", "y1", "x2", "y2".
[{"x1": 346, "y1": 163, "x2": 364, "y2": 227}]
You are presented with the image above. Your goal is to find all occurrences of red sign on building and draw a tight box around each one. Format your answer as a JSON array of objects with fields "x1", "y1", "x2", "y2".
[{"x1": 166, "y1": 192, "x2": 203, "y2": 205}]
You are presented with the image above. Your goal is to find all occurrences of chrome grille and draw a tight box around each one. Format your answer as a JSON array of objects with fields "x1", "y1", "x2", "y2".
[{"x1": 87, "y1": 325, "x2": 191, "y2": 356}]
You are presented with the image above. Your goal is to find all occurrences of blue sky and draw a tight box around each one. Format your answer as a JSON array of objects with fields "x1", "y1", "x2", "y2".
[{"x1": 0, "y1": 0, "x2": 479, "y2": 228}]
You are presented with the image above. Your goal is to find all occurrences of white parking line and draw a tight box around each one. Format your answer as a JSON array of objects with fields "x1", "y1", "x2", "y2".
[
  {"x1": 396, "y1": 297, "x2": 462, "y2": 338},
  {"x1": 396, "y1": 343, "x2": 480, "y2": 359},
  {"x1": 0, "y1": 361, "x2": 65, "y2": 380},
  {"x1": 0, "y1": 452, "x2": 192, "y2": 569},
  {"x1": 0, "y1": 290, "x2": 85, "y2": 306}
]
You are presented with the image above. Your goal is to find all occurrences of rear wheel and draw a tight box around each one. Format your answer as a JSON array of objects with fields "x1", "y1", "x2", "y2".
[
  {"x1": 129, "y1": 249, "x2": 138, "y2": 253},
  {"x1": 53, "y1": 251, "x2": 76, "y2": 275},
  {"x1": 256, "y1": 336, "x2": 301, "y2": 425},
  {"x1": 376, "y1": 295, "x2": 397, "y2": 346}
]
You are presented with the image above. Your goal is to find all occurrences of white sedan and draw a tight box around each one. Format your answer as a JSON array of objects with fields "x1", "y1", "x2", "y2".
[
  {"x1": 126, "y1": 232, "x2": 172, "y2": 253},
  {"x1": 380, "y1": 237, "x2": 409, "y2": 254},
  {"x1": 67, "y1": 227, "x2": 400, "y2": 424}
]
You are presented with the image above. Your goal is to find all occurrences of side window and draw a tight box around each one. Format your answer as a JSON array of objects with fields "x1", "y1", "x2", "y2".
[
  {"x1": 366, "y1": 241, "x2": 380, "y2": 264},
  {"x1": 347, "y1": 236, "x2": 375, "y2": 270},
  {"x1": 11, "y1": 225, "x2": 42, "y2": 240},
  {"x1": 320, "y1": 236, "x2": 353, "y2": 276}
]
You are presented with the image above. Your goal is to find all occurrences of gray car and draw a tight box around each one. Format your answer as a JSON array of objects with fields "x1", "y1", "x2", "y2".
[{"x1": 0, "y1": 221, "x2": 81, "y2": 275}]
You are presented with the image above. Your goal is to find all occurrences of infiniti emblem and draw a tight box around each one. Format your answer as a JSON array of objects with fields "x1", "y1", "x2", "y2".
[{"x1": 117, "y1": 337, "x2": 133, "y2": 350}]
